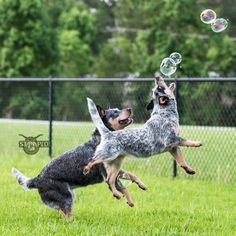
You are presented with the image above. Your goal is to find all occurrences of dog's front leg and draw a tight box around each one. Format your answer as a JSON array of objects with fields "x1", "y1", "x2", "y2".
[
  {"x1": 105, "y1": 156, "x2": 125, "y2": 199},
  {"x1": 116, "y1": 179, "x2": 134, "y2": 207},
  {"x1": 83, "y1": 158, "x2": 104, "y2": 175},
  {"x1": 118, "y1": 170, "x2": 147, "y2": 190},
  {"x1": 119, "y1": 188, "x2": 134, "y2": 207},
  {"x1": 106, "y1": 170, "x2": 122, "y2": 199},
  {"x1": 177, "y1": 137, "x2": 203, "y2": 148},
  {"x1": 169, "y1": 147, "x2": 195, "y2": 175}
]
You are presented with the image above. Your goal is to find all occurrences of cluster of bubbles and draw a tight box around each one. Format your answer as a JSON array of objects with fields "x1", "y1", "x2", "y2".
[
  {"x1": 157, "y1": 9, "x2": 229, "y2": 77},
  {"x1": 160, "y1": 52, "x2": 182, "y2": 76},
  {"x1": 200, "y1": 9, "x2": 228, "y2": 33}
]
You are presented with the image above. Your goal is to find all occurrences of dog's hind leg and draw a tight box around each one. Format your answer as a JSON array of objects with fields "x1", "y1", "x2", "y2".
[
  {"x1": 83, "y1": 154, "x2": 120, "y2": 175},
  {"x1": 106, "y1": 169, "x2": 123, "y2": 199},
  {"x1": 38, "y1": 181, "x2": 74, "y2": 218},
  {"x1": 116, "y1": 183, "x2": 134, "y2": 207},
  {"x1": 178, "y1": 138, "x2": 202, "y2": 148},
  {"x1": 104, "y1": 172, "x2": 134, "y2": 206},
  {"x1": 61, "y1": 208, "x2": 72, "y2": 219},
  {"x1": 118, "y1": 170, "x2": 147, "y2": 190},
  {"x1": 105, "y1": 155, "x2": 125, "y2": 199},
  {"x1": 169, "y1": 147, "x2": 195, "y2": 175}
]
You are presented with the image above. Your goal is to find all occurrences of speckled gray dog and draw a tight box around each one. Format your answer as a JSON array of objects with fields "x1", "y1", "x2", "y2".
[
  {"x1": 12, "y1": 104, "x2": 147, "y2": 218},
  {"x1": 84, "y1": 76, "x2": 203, "y2": 200}
]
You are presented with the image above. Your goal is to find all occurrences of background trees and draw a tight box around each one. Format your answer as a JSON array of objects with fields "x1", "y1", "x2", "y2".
[
  {"x1": 0, "y1": 0, "x2": 57, "y2": 119},
  {"x1": 0, "y1": 0, "x2": 235, "y2": 124}
]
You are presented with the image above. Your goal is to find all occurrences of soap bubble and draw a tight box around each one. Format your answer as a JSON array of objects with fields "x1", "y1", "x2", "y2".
[
  {"x1": 160, "y1": 58, "x2": 177, "y2": 76},
  {"x1": 211, "y1": 18, "x2": 228, "y2": 33},
  {"x1": 200, "y1": 9, "x2": 217, "y2": 24},
  {"x1": 170, "y1": 52, "x2": 182, "y2": 65}
]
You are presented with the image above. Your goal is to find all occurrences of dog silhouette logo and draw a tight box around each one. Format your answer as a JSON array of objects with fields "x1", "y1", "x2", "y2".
[{"x1": 18, "y1": 134, "x2": 49, "y2": 155}]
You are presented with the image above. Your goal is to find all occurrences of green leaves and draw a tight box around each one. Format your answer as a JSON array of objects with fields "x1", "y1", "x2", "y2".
[
  {"x1": 59, "y1": 30, "x2": 91, "y2": 76},
  {"x1": 58, "y1": 3, "x2": 96, "y2": 77},
  {"x1": 0, "y1": 0, "x2": 57, "y2": 77},
  {"x1": 0, "y1": 0, "x2": 235, "y2": 77},
  {"x1": 94, "y1": 37, "x2": 133, "y2": 77},
  {"x1": 0, "y1": 0, "x2": 236, "y2": 124}
]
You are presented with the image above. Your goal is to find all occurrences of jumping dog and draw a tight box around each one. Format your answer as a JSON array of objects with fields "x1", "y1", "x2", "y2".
[{"x1": 83, "y1": 76, "x2": 202, "y2": 204}]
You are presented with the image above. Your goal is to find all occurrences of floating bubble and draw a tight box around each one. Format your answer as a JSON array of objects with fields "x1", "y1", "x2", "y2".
[
  {"x1": 170, "y1": 52, "x2": 182, "y2": 65},
  {"x1": 200, "y1": 9, "x2": 217, "y2": 24},
  {"x1": 160, "y1": 58, "x2": 177, "y2": 76},
  {"x1": 211, "y1": 18, "x2": 228, "y2": 33}
]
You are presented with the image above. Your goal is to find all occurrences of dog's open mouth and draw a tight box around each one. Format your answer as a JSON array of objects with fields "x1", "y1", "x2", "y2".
[{"x1": 119, "y1": 117, "x2": 133, "y2": 126}]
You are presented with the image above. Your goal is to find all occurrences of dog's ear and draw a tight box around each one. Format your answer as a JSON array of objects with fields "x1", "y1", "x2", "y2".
[
  {"x1": 168, "y1": 82, "x2": 176, "y2": 92},
  {"x1": 146, "y1": 100, "x2": 154, "y2": 111},
  {"x1": 159, "y1": 96, "x2": 169, "y2": 105},
  {"x1": 96, "y1": 105, "x2": 105, "y2": 118}
]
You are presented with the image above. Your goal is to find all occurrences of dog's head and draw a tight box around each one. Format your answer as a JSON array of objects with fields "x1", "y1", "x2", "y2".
[
  {"x1": 147, "y1": 76, "x2": 176, "y2": 111},
  {"x1": 97, "y1": 105, "x2": 133, "y2": 131}
]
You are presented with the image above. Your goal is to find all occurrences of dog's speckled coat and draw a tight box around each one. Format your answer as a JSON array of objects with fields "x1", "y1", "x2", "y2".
[
  {"x1": 12, "y1": 105, "x2": 146, "y2": 217},
  {"x1": 84, "y1": 76, "x2": 202, "y2": 199}
]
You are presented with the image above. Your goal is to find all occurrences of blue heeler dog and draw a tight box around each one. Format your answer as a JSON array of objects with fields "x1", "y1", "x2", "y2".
[
  {"x1": 12, "y1": 104, "x2": 147, "y2": 218},
  {"x1": 83, "y1": 76, "x2": 203, "y2": 204}
]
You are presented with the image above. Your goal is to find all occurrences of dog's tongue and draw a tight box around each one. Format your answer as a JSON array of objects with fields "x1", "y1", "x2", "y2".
[{"x1": 119, "y1": 118, "x2": 130, "y2": 125}]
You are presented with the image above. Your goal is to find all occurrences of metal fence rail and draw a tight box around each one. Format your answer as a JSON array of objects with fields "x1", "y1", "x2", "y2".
[{"x1": 1, "y1": 77, "x2": 236, "y2": 183}]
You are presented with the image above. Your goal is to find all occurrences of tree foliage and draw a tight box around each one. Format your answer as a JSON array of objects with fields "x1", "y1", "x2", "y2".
[
  {"x1": 58, "y1": 3, "x2": 95, "y2": 76},
  {"x1": 0, "y1": 0, "x2": 236, "y2": 125},
  {"x1": 0, "y1": 0, "x2": 58, "y2": 77}
]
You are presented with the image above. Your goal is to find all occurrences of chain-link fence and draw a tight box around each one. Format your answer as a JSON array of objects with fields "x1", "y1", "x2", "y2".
[{"x1": 1, "y1": 78, "x2": 235, "y2": 183}]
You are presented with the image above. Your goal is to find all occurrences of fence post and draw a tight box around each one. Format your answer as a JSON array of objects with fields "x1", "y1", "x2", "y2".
[
  {"x1": 173, "y1": 78, "x2": 179, "y2": 177},
  {"x1": 48, "y1": 78, "x2": 53, "y2": 158}
]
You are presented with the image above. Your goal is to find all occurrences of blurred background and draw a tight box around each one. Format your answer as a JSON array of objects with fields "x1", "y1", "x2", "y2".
[
  {"x1": 0, "y1": 0, "x2": 235, "y2": 183},
  {"x1": 1, "y1": 0, "x2": 236, "y2": 120},
  {"x1": 0, "y1": 0, "x2": 236, "y2": 120}
]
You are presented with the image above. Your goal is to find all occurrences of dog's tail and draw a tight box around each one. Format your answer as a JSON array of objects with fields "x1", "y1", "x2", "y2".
[
  {"x1": 12, "y1": 168, "x2": 37, "y2": 190},
  {"x1": 87, "y1": 97, "x2": 110, "y2": 136}
]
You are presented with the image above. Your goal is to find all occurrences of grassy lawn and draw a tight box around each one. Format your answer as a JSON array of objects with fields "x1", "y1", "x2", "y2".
[{"x1": 0, "y1": 121, "x2": 235, "y2": 235}]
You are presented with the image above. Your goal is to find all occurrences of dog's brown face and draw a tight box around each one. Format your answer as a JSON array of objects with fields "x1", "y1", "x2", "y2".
[
  {"x1": 97, "y1": 106, "x2": 133, "y2": 131},
  {"x1": 147, "y1": 76, "x2": 176, "y2": 110}
]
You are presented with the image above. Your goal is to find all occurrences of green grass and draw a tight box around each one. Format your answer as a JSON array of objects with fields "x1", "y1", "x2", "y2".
[{"x1": 0, "y1": 121, "x2": 236, "y2": 235}]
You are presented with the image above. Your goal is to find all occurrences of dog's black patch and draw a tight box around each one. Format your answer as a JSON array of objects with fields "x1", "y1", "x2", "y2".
[{"x1": 146, "y1": 100, "x2": 154, "y2": 111}]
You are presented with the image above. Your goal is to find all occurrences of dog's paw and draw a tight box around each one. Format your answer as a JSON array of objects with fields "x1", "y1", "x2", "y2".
[
  {"x1": 113, "y1": 191, "x2": 122, "y2": 199},
  {"x1": 138, "y1": 183, "x2": 147, "y2": 191},
  {"x1": 181, "y1": 165, "x2": 196, "y2": 175},
  {"x1": 194, "y1": 141, "x2": 203, "y2": 147},
  {"x1": 127, "y1": 201, "x2": 134, "y2": 207},
  {"x1": 83, "y1": 166, "x2": 90, "y2": 175}
]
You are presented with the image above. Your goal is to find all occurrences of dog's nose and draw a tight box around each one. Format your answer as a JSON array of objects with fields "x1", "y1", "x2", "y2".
[{"x1": 156, "y1": 76, "x2": 164, "y2": 82}]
